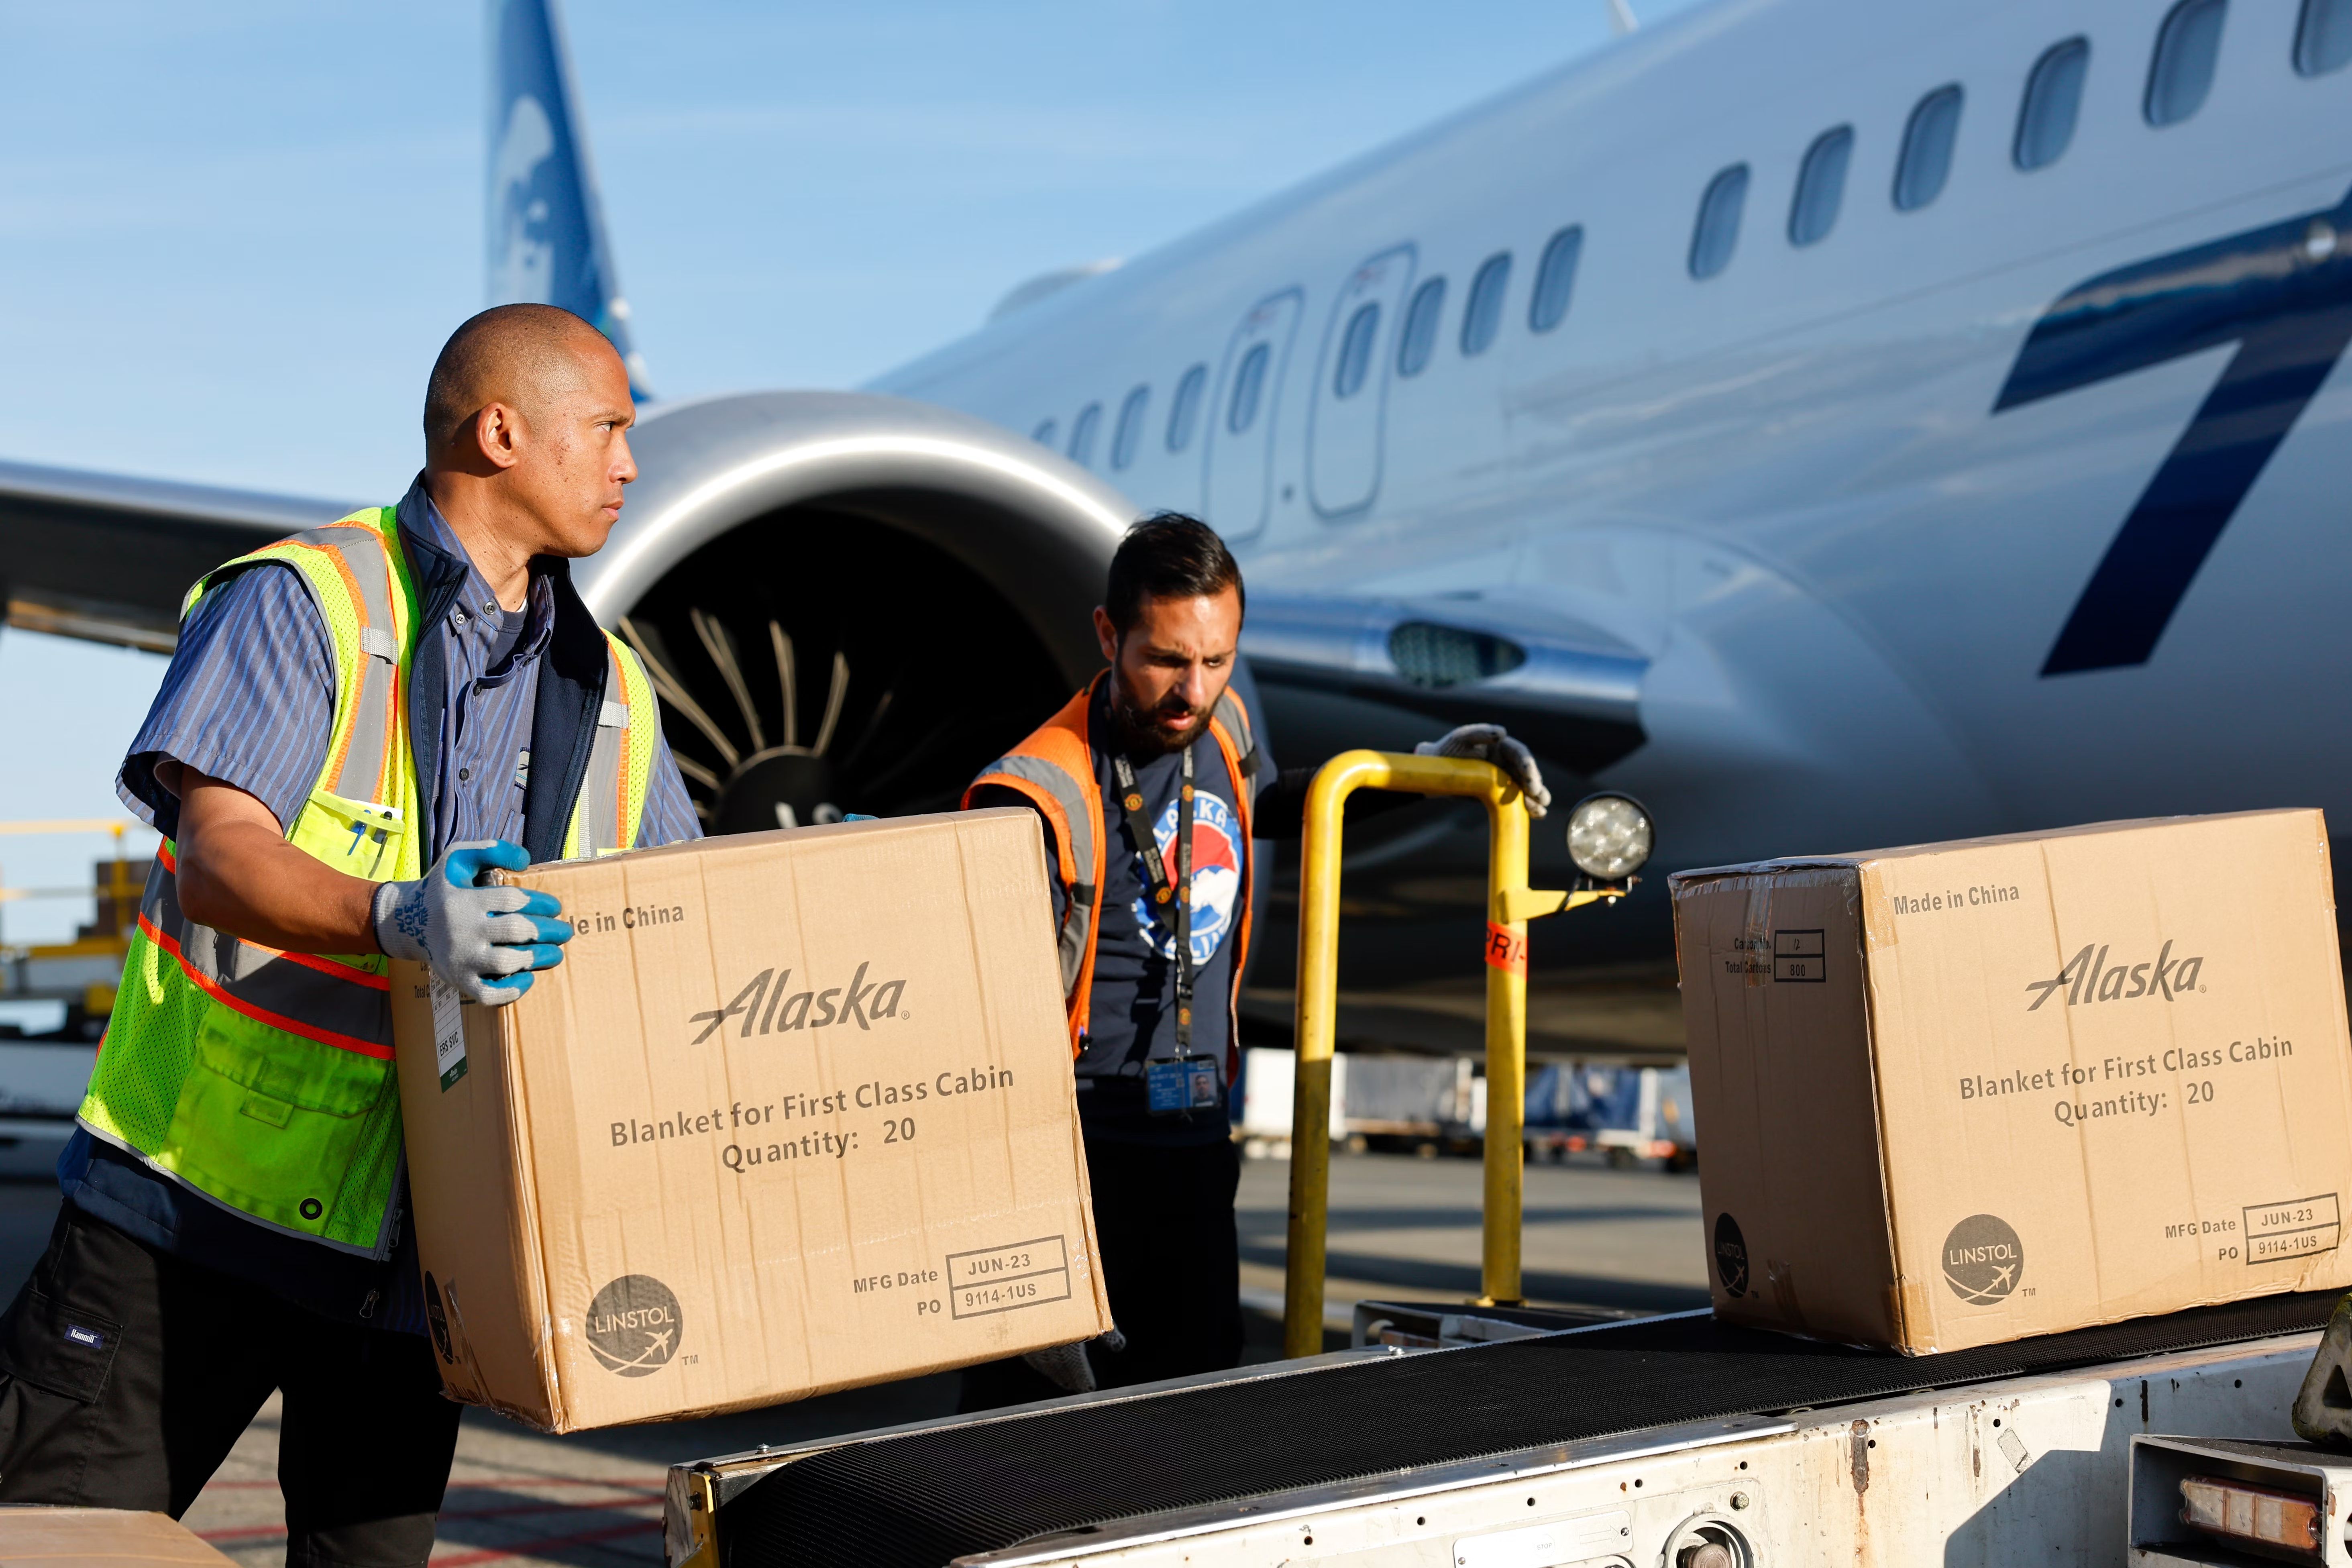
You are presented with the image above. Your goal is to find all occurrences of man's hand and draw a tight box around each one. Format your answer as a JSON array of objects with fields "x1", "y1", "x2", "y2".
[
  {"x1": 1416, "y1": 724, "x2": 1552, "y2": 818},
  {"x1": 372, "y1": 841, "x2": 572, "y2": 1005}
]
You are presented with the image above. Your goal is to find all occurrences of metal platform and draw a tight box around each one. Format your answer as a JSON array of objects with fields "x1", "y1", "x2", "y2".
[{"x1": 676, "y1": 1290, "x2": 2338, "y2": 1568}]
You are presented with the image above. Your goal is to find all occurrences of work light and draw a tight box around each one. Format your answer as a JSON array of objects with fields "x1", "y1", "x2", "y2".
[{"x1": 1565, "y1": 791, "x2": 1652, "y2": 883}]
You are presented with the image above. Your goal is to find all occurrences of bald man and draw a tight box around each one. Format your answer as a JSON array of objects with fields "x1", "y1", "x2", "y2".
[{"x1": 0, "y1": 305, "x2": 699, "y2": 1564}]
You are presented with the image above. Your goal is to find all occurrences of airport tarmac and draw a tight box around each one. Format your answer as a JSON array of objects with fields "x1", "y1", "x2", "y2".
[{"x1": 0, "y1": 1150, "x2": 1707, "y2": 1568}]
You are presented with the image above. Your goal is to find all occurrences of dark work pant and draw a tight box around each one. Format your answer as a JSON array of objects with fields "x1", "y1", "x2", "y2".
[
  {"x1": 960, "y1": 1136, "x2": 1244, "y2": 1411},
  {"x1": 0, "y1": 1206, "x2": 461, "y2": 1568}
]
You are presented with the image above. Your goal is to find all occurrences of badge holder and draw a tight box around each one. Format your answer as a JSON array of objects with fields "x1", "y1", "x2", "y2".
[{"x1": 1145, "y1": 1055, "x2": 1221, "y2": 1114}]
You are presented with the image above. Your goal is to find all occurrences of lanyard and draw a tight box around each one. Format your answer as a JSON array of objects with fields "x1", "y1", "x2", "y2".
[{"x1": 1113, "y1": 743, "x2": 1195, "y2": 1056}]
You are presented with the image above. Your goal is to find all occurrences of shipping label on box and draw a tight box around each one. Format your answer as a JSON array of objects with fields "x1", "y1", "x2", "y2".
[
  {"x1": 391, "y1": 809, "x2": 1112, "y2": 1431},
  {"x1": 1672, "y1": 808, "x2": 2352, "y2": 1355}
]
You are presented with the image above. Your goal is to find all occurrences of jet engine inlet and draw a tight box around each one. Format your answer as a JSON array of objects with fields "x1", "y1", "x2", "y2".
[
  {"x1": 616, "y1": 508, "x2": 1068, "y2": 825},
  {"x1": 574, "y1": 391, "x2": 1135, "y2": 832}
]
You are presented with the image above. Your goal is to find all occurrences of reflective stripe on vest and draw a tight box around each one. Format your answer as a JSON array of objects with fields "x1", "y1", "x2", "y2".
[
  {"x1": 962, "y1": 675, "x2": 1258, "y2": 1062},
  {"x1": 563, "y1": 640, "x2": 660, "y2": 861},
  {"x1": 79, "y1": 507, "x2": 652, "y2": 1258}
]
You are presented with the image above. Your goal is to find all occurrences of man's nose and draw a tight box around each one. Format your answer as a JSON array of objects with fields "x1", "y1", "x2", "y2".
[
  {"x1": 1177, "y1": 663, "x2": 1214, "y2": 710},
  {"x1": 613, "y1": 430, "x2": 638, "y2": 485}
]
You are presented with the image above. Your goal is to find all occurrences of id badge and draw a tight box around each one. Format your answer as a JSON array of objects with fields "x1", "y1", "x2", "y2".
[{"x1": 1146, "y1": 1056, "x2": 1221, "y2": 1115}]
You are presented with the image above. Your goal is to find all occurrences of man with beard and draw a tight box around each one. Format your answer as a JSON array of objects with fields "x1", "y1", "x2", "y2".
[{"x1": 958, "y1": 513, "x2": 1547, "y2": 1407}]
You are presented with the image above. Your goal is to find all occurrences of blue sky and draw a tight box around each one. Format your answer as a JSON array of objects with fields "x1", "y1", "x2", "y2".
[{"x1": 0, "y1": 0, "x2": 1695, "y2": 949}]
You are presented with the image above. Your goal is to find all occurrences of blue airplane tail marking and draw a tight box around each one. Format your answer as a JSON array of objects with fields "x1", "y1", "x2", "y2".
[
  {"x1": 1995, "y1": 187, "x2": 2352, "y2": 676},
  {"x1": 488, "y1": 0, "x2": 651, "y2": 399}
]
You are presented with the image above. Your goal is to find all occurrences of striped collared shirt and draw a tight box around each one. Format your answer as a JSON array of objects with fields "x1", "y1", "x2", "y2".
[{"x1": 118, "y1": 480, "x2": 701, "y2": 854}]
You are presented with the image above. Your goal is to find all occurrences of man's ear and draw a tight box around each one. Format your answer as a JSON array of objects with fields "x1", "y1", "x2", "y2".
[
  {"x1": 1092, "y1": 606, "x2": 1120, "y2": 663},
  {"x1": 472, "y1": 401, "x2": 525, "y2": 471}
]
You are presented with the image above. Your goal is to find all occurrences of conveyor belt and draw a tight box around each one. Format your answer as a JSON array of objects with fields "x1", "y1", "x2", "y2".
[{"x1": 719, "y1": 1289, "x2": 2336, "y2": 1568}]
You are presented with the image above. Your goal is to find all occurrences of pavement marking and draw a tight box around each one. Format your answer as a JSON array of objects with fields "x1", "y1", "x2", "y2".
[{"x1": 431, "y1": 1519, "x2": 662, "y2": 1567}]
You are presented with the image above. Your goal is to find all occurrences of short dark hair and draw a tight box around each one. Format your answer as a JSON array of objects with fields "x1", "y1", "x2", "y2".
[
  {"x1": 1103, "y1": 512, "x2": 1244, "y2": 634},
  {"x1": 423, "y1": 302, "x2": 605, "y2": 454}
]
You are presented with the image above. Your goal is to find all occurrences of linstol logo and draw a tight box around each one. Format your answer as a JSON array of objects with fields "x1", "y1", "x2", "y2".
[
  {"x1": 1712, "y1": 1213, "x2": 1750, "y2": 1299},
  {"x1": 1942, "y1": 1215, "x2": 2024, "y2": 1304},
  {"x1": 689, "y1": 962, "x2": 907, "y2": 1043},
  {"x1": 586, "y1": 1274, "x2": 683, "y2": 1377},
  {"x1": 2023, "y1": 941, "x2": 2203, "y2": 1010}
]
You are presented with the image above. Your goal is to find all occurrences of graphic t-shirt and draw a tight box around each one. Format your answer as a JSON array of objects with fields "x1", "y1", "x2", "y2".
[{"x1": 972, "y1": 682, "x2": 1259, "y2": 1146}]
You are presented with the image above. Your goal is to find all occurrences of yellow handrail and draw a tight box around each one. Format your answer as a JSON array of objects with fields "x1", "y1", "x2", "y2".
[{"x1": 1282, "y1": 750, "x2": 1618, "y2": 1358}]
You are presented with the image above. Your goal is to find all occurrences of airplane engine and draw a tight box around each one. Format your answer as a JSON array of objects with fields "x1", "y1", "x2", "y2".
[{"x1": 575, "y1": 391, "x2": 1133, "y2": 832}]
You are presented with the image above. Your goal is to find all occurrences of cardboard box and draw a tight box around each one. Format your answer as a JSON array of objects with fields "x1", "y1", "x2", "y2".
[
  {"x1": 390, "y1": 809, "x2": 1112, "y2": 1431},
  {"x1": 1671, "y1": 809, "x2": 2352, "y2": 1355},
  {"x1": 0, "y1": 1509, "x2": 237, "y2": 1568}
]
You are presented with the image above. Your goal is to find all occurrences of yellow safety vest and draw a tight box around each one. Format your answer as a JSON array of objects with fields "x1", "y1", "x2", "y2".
[{"x1": 77, "y1": 506, "x2": 659, "y2": 1257}]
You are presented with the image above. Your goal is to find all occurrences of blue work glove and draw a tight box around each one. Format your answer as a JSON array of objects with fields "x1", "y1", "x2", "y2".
[
  {"x1": 371, "y1": 840, "x2": 572, "y2": 1005},
  {"x1": 1417, "y1": 724, "x2": 1552, "y2": 818}
]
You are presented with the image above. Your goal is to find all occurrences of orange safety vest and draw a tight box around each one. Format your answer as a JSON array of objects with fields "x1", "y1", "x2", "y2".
[{"x1": 964, "y1": 673, "x2": 1260, "y2": 1072}]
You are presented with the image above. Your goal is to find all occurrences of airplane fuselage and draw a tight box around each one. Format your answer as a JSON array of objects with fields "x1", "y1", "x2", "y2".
[{"x1": 874, "y1": 0, "x2": 2352, "y2": 874}]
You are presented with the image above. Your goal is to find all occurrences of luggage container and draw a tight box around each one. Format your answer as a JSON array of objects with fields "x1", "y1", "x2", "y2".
[
  {"x1": 1525, "y1": 1062, "x2": 1697, "y2": 1170},
  {"x1": 1237, "y1": 1047, "x2": 1484, "y2": 1159}
]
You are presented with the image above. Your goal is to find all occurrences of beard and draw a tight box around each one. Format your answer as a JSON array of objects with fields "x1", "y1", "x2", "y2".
[{"x1": 1106, "y1": 673, "x2": 1213, "y2": 759}]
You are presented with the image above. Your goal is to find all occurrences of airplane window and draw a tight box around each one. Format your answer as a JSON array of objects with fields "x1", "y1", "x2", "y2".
[
  {"x1": 2014, "y1": 39, "x2": 2089, "y2": 169},
  {"x1": 1689, "y1": 164, "x2": 1749, "y2": 278},
  {"x1": 1461, "y1": 252, "x2": 1511, "y2": 357},
  {"x1": 1167, "y1": 364, "x2": 1207, "y2": 451},
  {"x1": 1529, "y1": 226, "x2": 1584, "y2": 332},
  {"x1": 1333, "y1": 303, "x2": 1381, "y2": 400},
  {"x1": 1068, "y1": 402, "x2": 1102, "y2": 467},
  {"x1": 1228, "y1": 343, "x2": 1271, "y2": 433},
  {"x1": 1787, "y1": 128, "x2": 1852, "y2": 246},
  {"x1": 1033, "y1": 419, "x2": 1058, "y2": 447},
  {"x1": 1893, "y1": 85, "x2": 1963, "y2": 211},
  {"x1": 1398, "y1": 277, "x2": 1446, "y2": 376},
  {"x1": 1111, "y1": 384, "x2": 1150, "y2": 470},
  {"x1": 2296, "y1": 0, "x2": 2352, "y2": 75},
  {"x1": 2146, "y1": 0, "x2": 2226, "y2": 126}
]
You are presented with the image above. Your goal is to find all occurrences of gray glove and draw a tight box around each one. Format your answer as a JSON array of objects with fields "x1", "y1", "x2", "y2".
[
  {"x1": 1021, "y1": 1328, "x2": 1127, "y2": 1396},
  {"x1": 372, "y1": 840, "x2": 571, "y2": 1005},
  {"x1": 1417, "y1": 724, "x2": 1551, "y2": 818},
  {"x1": 1021, "y1": 1341, "x2": 1098, "y2": 1395}
]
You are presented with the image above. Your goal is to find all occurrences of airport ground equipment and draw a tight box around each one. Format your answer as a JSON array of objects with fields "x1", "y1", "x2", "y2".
[
  {"x1": 1525, "y1": 1062, "x2": 1696, "y2": 1170},
  {"x1": 2293, "y1": 1291, "x2": 2352, "y2": 1448},
  {"x1": 1287, "y1": 756, "x2": 1645, "y2": 1356},
  {"x1": 664, "y1": 1289, "x2": 2332, "y2": 1568},
  {"x1": 1349, "y1": 1297, "x2": 1638, "y2": 1350},
  {"x1": 0, "y1": 822, "x2": 131, "y2": 1173},
  {"x1": 2126, "y1": 1433, "x2": 2352, "y2": 1564},
  {"x1": 1236, "y1": 1048, "x2": 1485, "y2": 1158},
  {"x1": 0, "y1": 819, "x2": 141, "y2": 1027}
]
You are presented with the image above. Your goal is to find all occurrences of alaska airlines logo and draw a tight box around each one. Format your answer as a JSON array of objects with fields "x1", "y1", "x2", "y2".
[
  {"x1": 491, "y1": 93, "x2": 556, "y2": 305},
  {"x1": 1996, "y1": 185, "x2": 2352, "y2": 675},
  {"x1": 1131, "y1": 792, "x2": 1243, "y2": 965},
  {"x1": 2023, "y1": 940, "x2": 2203, "y2": 1011},
  {"x1": 688, "y1": 963, "x2": 907, "y2": 1042}
]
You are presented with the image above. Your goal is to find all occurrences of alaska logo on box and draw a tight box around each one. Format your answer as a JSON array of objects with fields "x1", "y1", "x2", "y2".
[
  {"x1": 586, "y1": 1274, "x2": 683, "y2": 1377},
  {"x1": 1942, "y1": 1215, "x2": 2025, "y2": 1304},
  {"x1": 2023, "y1": 941, "x2": 2204, "y2": 1009},
  {"x1": 688, "y1": 962, "x2": 908, "y2": 1042}
]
